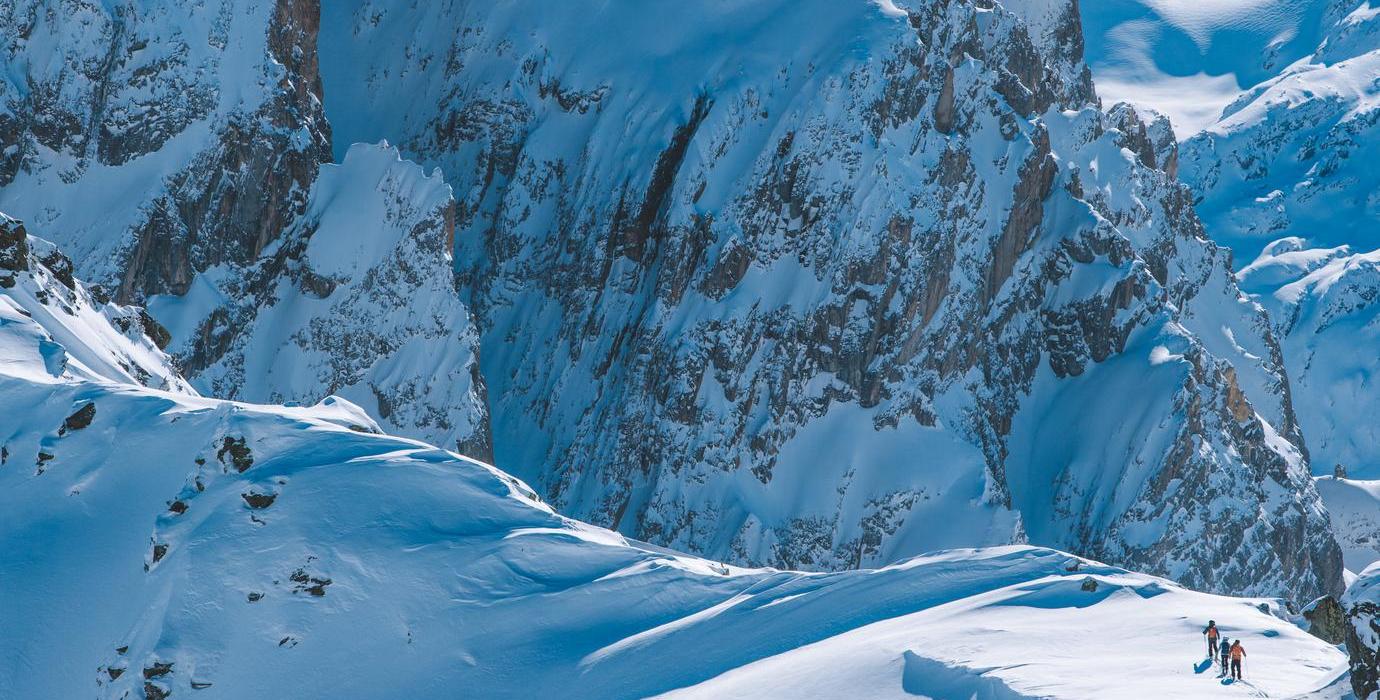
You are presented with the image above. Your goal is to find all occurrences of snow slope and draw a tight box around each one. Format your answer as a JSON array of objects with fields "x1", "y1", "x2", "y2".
[
  {"x1": 1080, "y1": 0, "x2": 1342, "y2": 136},
  {"x1": 0, "y1": 222, "x2": 1348, "y2": 699},
  {"x1": 0, "y1": 212, "x2": 189, "y2": 393},
  {"x1": 663, "y1": 559, "x2": 1343, "y2": 700},
  {"x1": 319, "y1": 0, "x2": 1341, "y2": 601}
]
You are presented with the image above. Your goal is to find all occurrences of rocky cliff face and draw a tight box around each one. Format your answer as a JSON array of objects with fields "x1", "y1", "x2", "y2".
[
  {"x1": 1345, "y1": 563, "x2": 1380, "y2": 698},
  {"x1": 149, "y1": 142, "x2": 491, "y2": 457},
  {"x1": 0, "y1": 0, "x2": 330, "y2": 302},
  {"x1": 320, "y1": 0, "x2": 1341, "y2": 601},
  {"x1": 0, "y1": 0, "x2": 491, "y2": 454}
]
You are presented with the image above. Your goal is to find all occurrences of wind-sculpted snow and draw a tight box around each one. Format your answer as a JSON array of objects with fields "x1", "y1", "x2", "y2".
[
  {"x1": 1079, "y1": 0, "x2": 1344, "y2": 136},
  {"x1": 320, "y1": 0, "x2": 1341, "y2": 601},
  {"x1": 146, "y1": 142, "x2": 491, "y2": 458}
]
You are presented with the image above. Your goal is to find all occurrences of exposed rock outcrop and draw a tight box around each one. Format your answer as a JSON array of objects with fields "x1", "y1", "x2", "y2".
[{"x1": 1304, "y1": 594, "x2": 1348, "y2": 645}]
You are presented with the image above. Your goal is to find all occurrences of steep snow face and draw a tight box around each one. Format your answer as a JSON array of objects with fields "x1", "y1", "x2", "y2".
[
  {"x1": 1240, "y1": 243, "x2": 1380, "y2": 478},
  {"x1": 1175, "y1": 1, "x2": 1380, "y2": 259},
  {"x1": 146, "y1": 142, "x2": 491, "y2": 458},
  {"x1": 0, "y1": 351, "x2": 1344, "y2": 699},
  {"x1": 0, "y1": 0, "x2": 331, "y2": 302},
  {"x1": 321, "y1": 0, "x2": 1340, "y2": 600},
  {"x1": 0, "y1": 213, "x2": 188, "y2": 392},
  {"x1": 1079, "y1": 0, "x2": 1343, "y2": 136}
]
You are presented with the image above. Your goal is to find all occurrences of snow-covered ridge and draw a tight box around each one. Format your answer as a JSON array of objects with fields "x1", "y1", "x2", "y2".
[
  {"x1": 0, "y1": 212, "x2": 189, "y2": 392},
  {"x1": 319, "y1": 0, "x2": 1341, "y2": 601}
]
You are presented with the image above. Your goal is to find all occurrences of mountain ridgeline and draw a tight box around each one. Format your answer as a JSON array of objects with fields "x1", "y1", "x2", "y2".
[{"x1": 0, "y1": 0, "x2": 1346, "y2": 604}]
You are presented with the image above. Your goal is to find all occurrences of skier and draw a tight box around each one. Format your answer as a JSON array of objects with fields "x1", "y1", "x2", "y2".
[
  {"x1": 1219, "y1": 637, "x2": 1232, "y2": 676},
  {"x1": 1230, "y1": 640, "x2": 1246, "y2": 680},
  {"x1": 1203, "y1": 620, "x2": 1220, "y2": 660}
]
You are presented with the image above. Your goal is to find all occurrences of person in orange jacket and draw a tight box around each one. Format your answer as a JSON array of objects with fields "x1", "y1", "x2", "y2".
[
  {"x1": 1230, "y1": 640, "x2": 1246, "y2": 680},
  {"x1": 1203, "y1": 620, "x2": 1220, "y2": 660}
]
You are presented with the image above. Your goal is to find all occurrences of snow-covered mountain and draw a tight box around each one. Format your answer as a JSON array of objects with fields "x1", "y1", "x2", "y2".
[
  {"x1": 317, "y1": 0, "x2": 1341, "y2": 601},
  {"x1": 1086, "y1": 1, "x2": 1380, "y2": 480},
  {"x1": 0, "y1": 228, "x2": 1350, "y2": 698},
  {"x1": 0, "y1": 0, "x2": 490, "y2": 455}
]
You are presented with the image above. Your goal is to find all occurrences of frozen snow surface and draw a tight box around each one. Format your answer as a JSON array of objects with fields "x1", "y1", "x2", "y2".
[{"x1": 0, "y1": 227, "x2": 1350, "y2": 699}]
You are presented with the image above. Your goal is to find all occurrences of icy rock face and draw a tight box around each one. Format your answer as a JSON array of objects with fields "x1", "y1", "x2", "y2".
[
  {"x1": 0, "y1": 0, "x2": 331, "y2": 302},
  {"x1": 1304, "y1": 594, "x2": 1349, "y2": 645},
  {"x1": 0, "y1": 212, "x2": 189, "y2": 391},
  {"x1": 0, "y1": 2, "x2": 491, "y2": 455},
  {"x1": 1345, "y1": 563, "x2": 1380, "y2": 699},
  {"x1": 148, "y1": 142, "x2": 491, "y2": 457},
  {"x1": 321, "y1": 0, "x2": 1340, "y2": 599}
]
